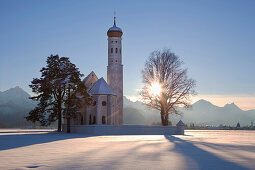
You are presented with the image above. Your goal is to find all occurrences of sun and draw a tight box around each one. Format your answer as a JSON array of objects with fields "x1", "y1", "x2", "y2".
[{"x1": 149, "y1": 82, "x2": 162, "y2": 96}]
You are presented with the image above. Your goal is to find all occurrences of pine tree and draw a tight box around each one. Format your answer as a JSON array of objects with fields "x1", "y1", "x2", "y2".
[
  {"x1": 236, "y1": 122, "x2": 240, "y2": 128},
  {"x1": 25, "y1": 55, "x2": 90, "y2": 132}
]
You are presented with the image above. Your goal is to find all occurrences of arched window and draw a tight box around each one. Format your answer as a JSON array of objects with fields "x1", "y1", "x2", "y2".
[
  {"x1": 102, "y1": 116, "x2": 106, "y2": 124},
  {"x1": 115, "y1": 41, "x2": 117, "y2": 43},
  {"x1": 111, "y1": 48, "x2": 113, "y2": 53},
  {"x1": 115, "y1": 48, "x2": 118, "y2": 53},
  {"x1": 93, "y1": 116, "x2": 96, "y2": 124},
  {"x1": 102, "y1": 101, "x2": 106, "y2": 106},
  {"x1": 89, "y1": 115, "x2": 92, "y2": 125},
  {"x1": 115, "y1": 60, "x2": 117, "y2": 62}
]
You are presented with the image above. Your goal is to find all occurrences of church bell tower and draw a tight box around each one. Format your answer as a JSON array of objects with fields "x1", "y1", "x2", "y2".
[{"x1": 107, "y1": 16, "x2": 123, "y2": 125}]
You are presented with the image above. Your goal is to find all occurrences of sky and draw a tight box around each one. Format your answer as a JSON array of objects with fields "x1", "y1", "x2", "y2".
[{"x1": 0, "y1": 0, "x2": 254, "y2": 110}]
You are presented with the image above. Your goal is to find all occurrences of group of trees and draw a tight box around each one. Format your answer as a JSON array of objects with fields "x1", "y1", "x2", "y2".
[
  {"x1": 27, "y1": 49, "x2": 196, "y2": 130},
  {"x1": 26, "y1": 55, "x2": 90, "y2": 132}
]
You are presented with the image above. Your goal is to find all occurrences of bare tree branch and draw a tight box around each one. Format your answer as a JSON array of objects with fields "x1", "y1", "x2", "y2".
[{"x1": 140, "y1": 49, "x2": 196, "y2": 126}]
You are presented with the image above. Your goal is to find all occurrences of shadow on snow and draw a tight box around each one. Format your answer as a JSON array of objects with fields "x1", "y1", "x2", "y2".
[
  {"x1": 0, "y1": 131, "x2": 93, "y2": 151},
  {"x1": 0, "y1": 130, "x2": 252, "y2": 170},
  {"x1": 164, "y1": 135, "x2": 249, "y2": 170}
]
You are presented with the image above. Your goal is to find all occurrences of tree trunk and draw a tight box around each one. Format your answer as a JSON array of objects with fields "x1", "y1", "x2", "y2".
[
  {"x1": 161, "y1": 113, "x2": 165, "y2": 126},
  {"x1": 67, "y1": 117, "x2": 70, "y2": 133},
  {"x1": 161, "y1": 112, "x2": 169, "y2": 126},
  {"x1": 160, "y1": 104, "x2": 169, "y2": 126},
  {"x1": 164, "y1": 114, "x2": 169, "y2": 126},
  {"x1": 57, "y1": 99, "x2": 62, "y2": 132},
  {"x1": 58, "y1": 111, "x2": 62, "y2": 132}
]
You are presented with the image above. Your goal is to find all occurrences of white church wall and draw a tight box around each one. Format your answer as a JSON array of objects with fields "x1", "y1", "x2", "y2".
[
  {"x1": 62, "y1": 124, "x2": 184, "y2": 135},
  {"x1": 96, "y1": 95, "x2": 108, "y2": 125}
]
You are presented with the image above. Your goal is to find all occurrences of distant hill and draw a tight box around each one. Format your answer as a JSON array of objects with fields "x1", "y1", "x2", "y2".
[
  {"x1": 0, "y1": 86, "x2": 36, "y2": 127},
  {"x1": 123, "y1": 107, "x2": 146, "y2": 125},
  {"x1": 123, "y1": 97, "x2": 255, "y2": 126},
  {"x1": 0, "y1": 86, "x2": 36, "y2": 112},
  {"x1": 176, "y1": 100, "x2": 255, "y2": 126},
  {"x1": 0, "y1": 86, "x2": 254, "y2": 127}
]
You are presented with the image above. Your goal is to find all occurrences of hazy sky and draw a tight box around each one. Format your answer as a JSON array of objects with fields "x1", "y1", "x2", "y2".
[{"x1": 0, "y1": 0, "x2": 254, "y2": 109}]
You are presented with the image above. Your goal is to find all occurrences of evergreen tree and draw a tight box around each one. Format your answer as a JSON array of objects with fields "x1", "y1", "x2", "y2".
[
  {"x1": 236, "y1": 122, "x2": 241, "y2": 128},
  {"x1": 26, "y1": 55, "x2": 90, "y2": 132}
]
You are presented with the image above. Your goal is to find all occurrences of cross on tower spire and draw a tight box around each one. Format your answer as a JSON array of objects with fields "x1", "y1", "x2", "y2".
[{"x1": 114, "y1": 11, "x2": 116, "y2": 26}]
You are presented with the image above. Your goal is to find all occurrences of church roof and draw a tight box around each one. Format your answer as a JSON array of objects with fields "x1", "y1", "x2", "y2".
[
  {"x1": 82, "y1": 71, "x2": 97, "y2": 83},
  {"x1": 88, "y1": 77, "x2": 116, "y2": 96},
  {"x1": 177, "y1": 120, "x2": 184, "y2": 126},
  {"x1": 108, "y1": 25, "x2": 122, "y2": 33},
  {"x1": 83, "y1": 71, "x2": 98, "y2": 89}
]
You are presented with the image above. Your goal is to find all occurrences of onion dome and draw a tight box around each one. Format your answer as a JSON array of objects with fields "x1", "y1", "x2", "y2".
[{"x1": 107, "y1": 17, "x2": 123, "y2": 37}]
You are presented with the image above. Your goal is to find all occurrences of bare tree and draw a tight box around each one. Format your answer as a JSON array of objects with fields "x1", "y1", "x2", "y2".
[{"x1": 140, "y1": 49, "x2": 196, "y2": 126}]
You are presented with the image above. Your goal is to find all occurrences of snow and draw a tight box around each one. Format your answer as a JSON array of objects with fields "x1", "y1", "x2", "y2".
[
  {"x1": 62, "y1": 75, "x2": 74, "y2": 86},
  {"x1": 59, "y1": 65, "x2": 65, "y2": 70},
  {"x1": 50, "y1": 75, "x2": 74, "y2": 87},
  {"x1": 108, "y1": 26, "x2": 122, "y2": 32},
  {"x1": 76, "y1": 95, "x2": 83, "y2": 99},
  {"x1": 0, "y1": 129, "x2": 255, "y2": 169}
]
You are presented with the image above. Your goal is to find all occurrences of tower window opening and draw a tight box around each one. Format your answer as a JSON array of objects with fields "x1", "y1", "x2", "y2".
[
  {"x1": 115, "y1": 41, "x2": 117, "y2": 43},
  {"x1": 93, "y1": 101, "x2": 96, "y2": 106},
  {"x1": 115, "y1": 48, "x2": 118, "y2": 53},
  {"x1": 120, "y1": 48, "x2": 121, "y2": 54},
  {"x1": 116, "y1": 60, "x2": 117, "y2": 62},
  {"x1": 102, "y1": 116, "x2": 106, "y2": 124},
  {"x1": 111, "y1": 48, "x2": 113, "y2": 53},
  {"x1": 111, "y1": 41, "x2": 113, "y2": 43},
  {"x1": 102, "y1": 101, "x2": 107, "y2": 106}
]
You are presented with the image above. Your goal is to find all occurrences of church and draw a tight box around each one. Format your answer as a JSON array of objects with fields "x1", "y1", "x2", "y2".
[
  {"x1": 62, "y1": 18, "x2": 184, "y2": 135},
  {"x1": 66, "y1": 17, "x2": 123, "y2": 126}
]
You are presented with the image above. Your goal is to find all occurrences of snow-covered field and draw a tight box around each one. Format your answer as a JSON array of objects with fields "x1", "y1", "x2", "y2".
[{"x1": 0, "y1": 129, "x2": 255, "y2": 170}]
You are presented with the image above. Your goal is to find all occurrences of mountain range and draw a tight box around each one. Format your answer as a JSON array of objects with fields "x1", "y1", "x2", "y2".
[
  {"x1": 123, "y1": 97, "x2": 255, "y2": 126},
  {"x1": 0, "y1": 86, "x2": 36, "y2": 127},
  {"x1": 0, "y1": 86, "x2": 254, "y2": 127},
  {"x1": 0, "y1": 86, "x2": 36, "y2": 114}
]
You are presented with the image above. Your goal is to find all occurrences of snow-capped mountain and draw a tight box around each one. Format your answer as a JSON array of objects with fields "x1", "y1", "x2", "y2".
[
  {"x1": 0, "y1": 86, "x2": 36, "y2": 114},
  {"x1": 0, "y1": 86, "x2": 35, "y2": 106},
  {"x1": 0, "y1": 87, "x2": 36, "y2": 127},
  {"x1": 0, "y1": 86, "x2": 254, "y2": 127},
  {"x1": 124, "y1": 97, "x2": 255, "y2": 126}
]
